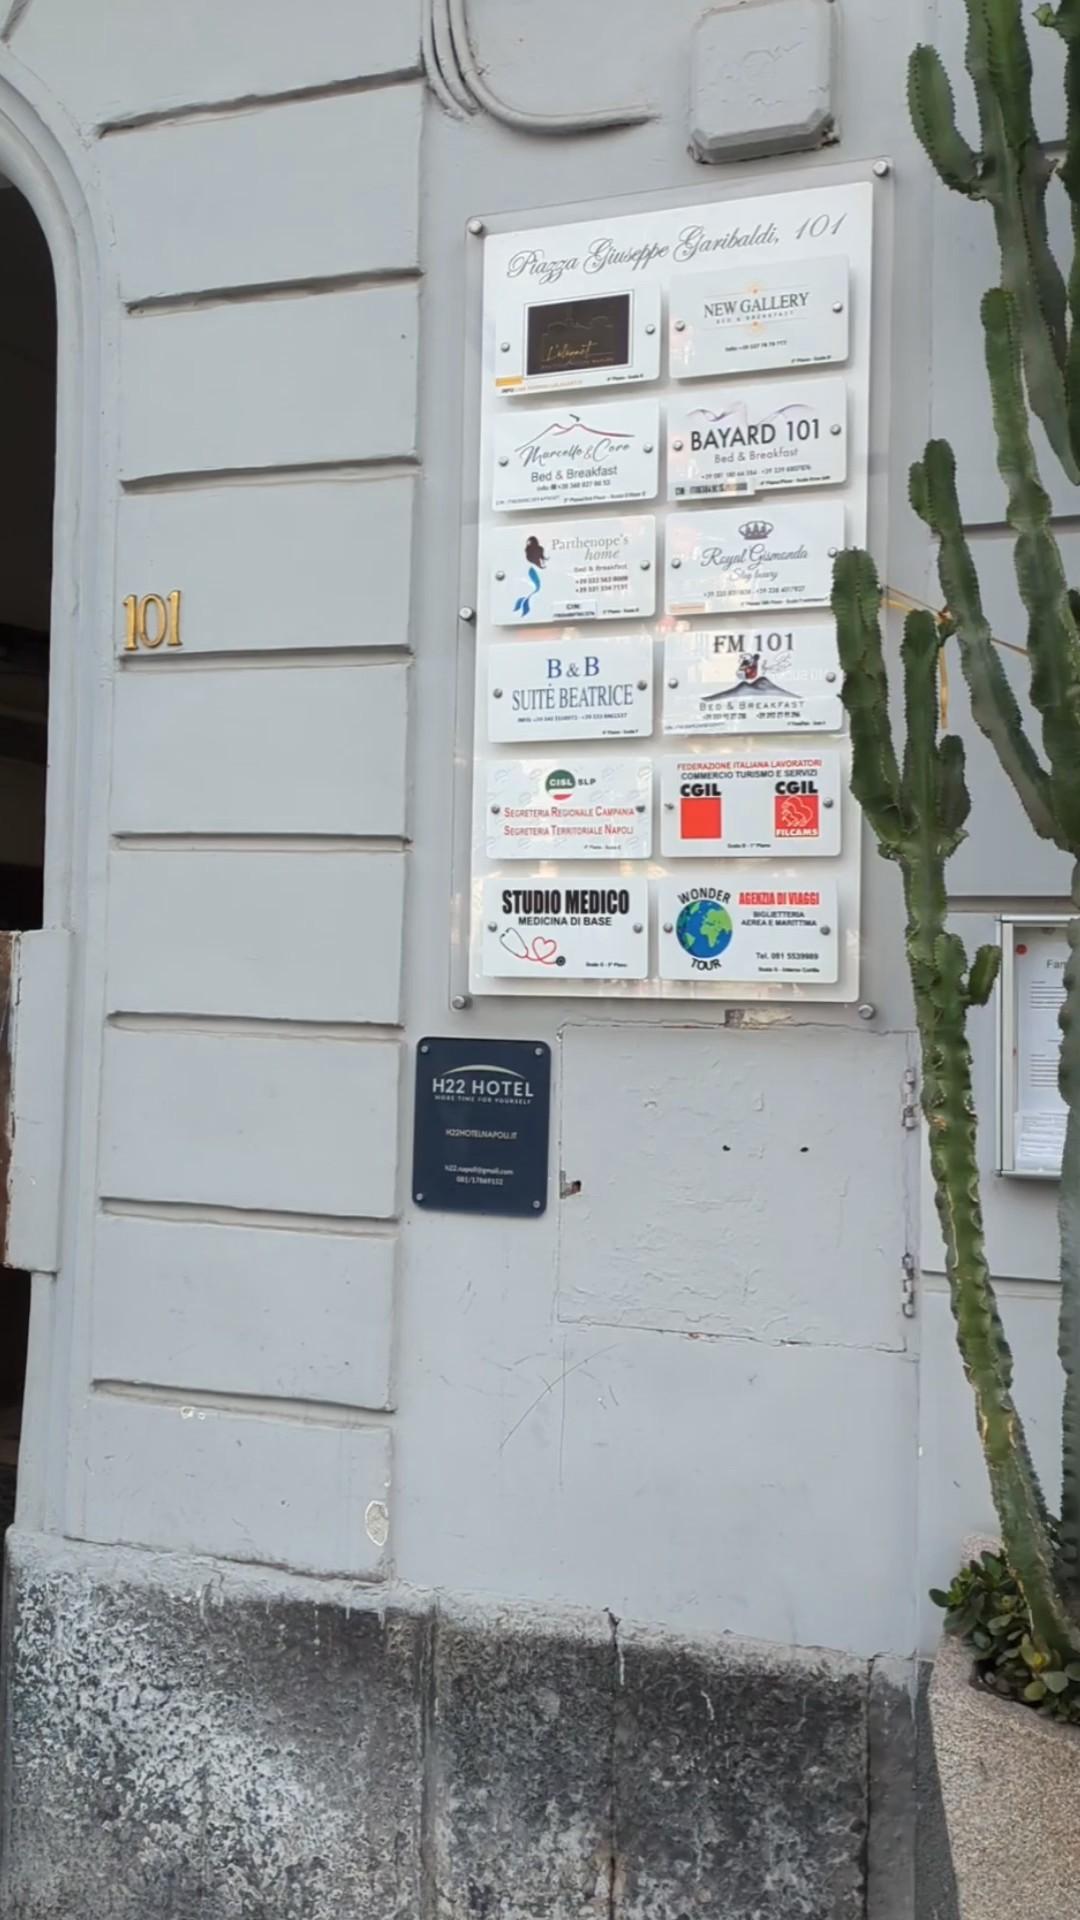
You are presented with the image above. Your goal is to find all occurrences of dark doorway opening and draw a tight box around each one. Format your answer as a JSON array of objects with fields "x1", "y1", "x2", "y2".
[{"x1": 0, "y1": 182, "x2": 56, "y2": 1539}]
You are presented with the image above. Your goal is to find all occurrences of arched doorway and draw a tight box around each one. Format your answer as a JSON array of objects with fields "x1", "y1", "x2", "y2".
[{"x1": 0, "y1": 179, "x2": 56, "y2": 1538}]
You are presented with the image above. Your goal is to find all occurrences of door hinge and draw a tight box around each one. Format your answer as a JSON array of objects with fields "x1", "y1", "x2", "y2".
[
  {"x1": 901, "y1": 1068, "x2": 919, "y2": 1131},
  {"x1": 901, "y1": 1251, "x2": 917, "y2": 1319}
]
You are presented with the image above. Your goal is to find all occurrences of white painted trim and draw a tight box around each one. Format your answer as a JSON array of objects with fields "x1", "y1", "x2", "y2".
[{"x1": 0, "y1": 52, "x2": 117, "y2": 1537}]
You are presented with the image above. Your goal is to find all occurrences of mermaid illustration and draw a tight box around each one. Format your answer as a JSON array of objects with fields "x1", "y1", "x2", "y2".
[{"x1": 513, "y1": 536, "x2": 547, "y2": 617}]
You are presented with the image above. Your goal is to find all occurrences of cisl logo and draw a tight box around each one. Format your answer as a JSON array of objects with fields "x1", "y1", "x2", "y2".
[
  {"x1": 774, "y1": 777, "x2": 820, "y2": 838},
  {"x1": 545, "y1": 769, "x2": 577, "y2": 802}
]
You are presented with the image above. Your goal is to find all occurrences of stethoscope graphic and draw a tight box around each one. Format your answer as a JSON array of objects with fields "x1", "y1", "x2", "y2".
[
  {"x1": 513, "y1": 536, "x2": 547, "y2": 617},
  {"x1": 499, "y1": 928, "x2": 566, "y2": 967}
]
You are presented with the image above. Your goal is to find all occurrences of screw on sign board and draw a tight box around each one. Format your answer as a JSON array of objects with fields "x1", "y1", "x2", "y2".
[
  {"x1": 486, "y1": 759, "x2": 653, "y2": 859},
  {"x1": 668, "y1": 253, "x2": 850, "y2": 377},
  {"x1": 493, "y1": 286, "x2": 662, "y2": 395},
  {"x1": 412, "y1": 1038, "x2": 551, "y2": 1216},
  {"x1": 661, "y1": 626, "x2": 843, "y2": 735},
  {"x1": 665, "y1": 501, "x2": 845, "y2": 616},
  {"x1": 657, "y1": 876, "x2": 839, "y2": 983},
  {"x1": 489, "y1": 515, "x2": 656, "y2": 625},
  {"x1": 487, "y1": 636, "x2": 654, "y2": 742},
  {"x1": 660, "y1": 750, "x2": 842, "y2": 857},
  {"x1": 492, "y1": 398, "x2": 660, "y2": 512},
  {"x1": 667, "y1": 377, "x2": 847, "y2": 500}
]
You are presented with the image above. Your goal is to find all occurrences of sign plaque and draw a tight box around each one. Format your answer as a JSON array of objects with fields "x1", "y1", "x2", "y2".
[
  {"x1": 657, "y1": 875, "x2": 839, "y2": 983},
  {"x1": 487, "y1": 758, "x2": 652, "y2": 859},
  {"x1": 492, "y1": 398, "x2": 660, "y2": 512},
  {"x1": 660, "y1": 750, "x2": 842, "y2": 857},
  {"x1": 490, "y1": 515, "x2": 656, "y2": 624},
  {"x1": 667, "y1": 377, "x2": 847, "y2": 501},
  {"x1": 662, "y1": 625, "x2": 843, "y2": 735},
  {"x1": 665, "y1": 501, "x2": 844, "y2": 615},
  {"x1": 412, "y1": 1037, "x2": 551, "y2": 1217},
  {"x1": 470, "y1": 178, "x2": 874, "y2": 1001},
  {"x1": 495, "y1": 287, "x2": 662, "y2": 395},
  {"x1": 487, "y1": 636, "x2": 653, "y2": 742},
  {"x1": 482, "y1": 876, "x2": 649, "y2": 979},
  {"x1": 669, "y1": 255, "x2": 850, "y2": 378}
]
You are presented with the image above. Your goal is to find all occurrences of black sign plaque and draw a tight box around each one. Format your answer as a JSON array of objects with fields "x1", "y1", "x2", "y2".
[
  {"x1": 412, "y1": 1038, "x2": 551, "y2": 1217},
  {"x1": 525, "y1": 292, "x2": 632, "y2": 379}
]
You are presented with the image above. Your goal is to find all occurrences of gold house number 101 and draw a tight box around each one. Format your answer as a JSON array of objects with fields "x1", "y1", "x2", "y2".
[{"x1": 123, "y1": 590, "x2": 183, "y2": 650}]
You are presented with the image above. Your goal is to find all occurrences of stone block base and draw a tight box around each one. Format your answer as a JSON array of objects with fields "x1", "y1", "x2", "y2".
[{"x1": 1, "y1": 1531, "x2": 910, "y2": 1919}]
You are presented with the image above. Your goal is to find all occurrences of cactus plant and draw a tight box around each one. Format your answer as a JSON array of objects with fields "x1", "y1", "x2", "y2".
[
  {"x1": 832, "y1": 555, "x2": 1080, "y2": 1659},
  {"x1": 836, "y1": 0, "x2": 1080, "y2": 1654}
]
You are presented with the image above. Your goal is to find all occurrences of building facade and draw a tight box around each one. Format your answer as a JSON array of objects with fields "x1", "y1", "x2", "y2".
[{"x1": 0, "y1": 2, "x2": 1069, "y2": 1914}]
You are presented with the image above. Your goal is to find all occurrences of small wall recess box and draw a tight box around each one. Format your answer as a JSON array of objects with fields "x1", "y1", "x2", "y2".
[{"x1": 690, "y1": 0, "x2": 836, "y2": 164}]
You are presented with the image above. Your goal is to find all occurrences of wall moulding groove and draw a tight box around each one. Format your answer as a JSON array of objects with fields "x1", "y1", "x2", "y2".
[
  {"x1": 126, "y1": 267, "x2": 422, "y2": 318},
  {"x1": 100, "y1": 1198, "x2": 401, "y2": 1236},
  {"x1": 97, "y1": 66, "x2": 423, "y2": 136},
  {"x1": 91, "y1": 1380, "x2": 396, "y2": 1430},
  {"x1": 116, "y1": 646, "x2": 413, "y2": 673},
  {"x1": 104, "y1": 1013, "x2": 404, "y2": 1042},
  {"x1": 110, "y1": 833, "x2": 410, "y2": 853},
  {"x1": 121, "y1": 455, "x2": 421, "y2": 494}
]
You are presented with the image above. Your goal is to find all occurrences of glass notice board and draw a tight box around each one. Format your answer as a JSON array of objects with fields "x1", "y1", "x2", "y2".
[{"x1": 998, "y1": 916, "x2": 1070, "y2": 1179}]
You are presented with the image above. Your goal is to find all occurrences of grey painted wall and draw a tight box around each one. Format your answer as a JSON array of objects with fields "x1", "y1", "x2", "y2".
[{"x1": 0, "y1": 0, "x2": 1066, "y2": 1675}]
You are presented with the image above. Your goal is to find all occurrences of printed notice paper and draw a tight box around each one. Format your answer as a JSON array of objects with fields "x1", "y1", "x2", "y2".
[{"x1": 1013, "y1": 929, "x2": 1068, "y2": 1173}]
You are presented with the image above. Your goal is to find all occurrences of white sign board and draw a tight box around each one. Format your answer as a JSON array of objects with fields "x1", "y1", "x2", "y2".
[
  {"x1": 494, "y1": 286, "x2": 662, "y2": 395},
  {"x1": 487, "y1": 636, "x2": 654, "y2": 742},
  {"x1": 657, "y1": 876, "x2": 838, "y2": 983},
  {"x1": 492, "y1": 398, "x2": 660, "y2": 512},
  {"x1": 665, "y1": 501, "x2": 844, "y2": 615},
  {"x1": 490, "y1": 515, "x2": 656, "y2": 624},
  {"x1": 662, "y1": 625, "x2": 843, "y2": 734},
  {"x1": 469, "y1": 175, "x2": 875, "y2": 1001},
  {"x1": 1011, "y1": 927, "x2": 1068, "y2": 1174},
  {"x1": 669, "y1": 255, "x2": 849, "y2": 379},
  {"x1": 482, "y1": 877, "x2": 649, "y2": 979},
  {"x1": 667, "y1": 377, "x2": 847, "y2": 501},
  {"x1": 486, "y1": 758, "x2": 652, "y2": 859},
  {"x1": 660, "y1": 750, "x2": 842, "y2": 857}
]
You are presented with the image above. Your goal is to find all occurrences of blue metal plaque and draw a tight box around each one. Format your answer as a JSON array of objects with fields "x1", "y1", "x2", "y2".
[{"x1": 412, "y1": 1037, "x2": 551, "y2": 1217}]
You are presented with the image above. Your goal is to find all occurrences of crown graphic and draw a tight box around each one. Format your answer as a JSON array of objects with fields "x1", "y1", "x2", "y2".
[{"x1": 738, "y1": 519, "x2": 774, "y2": 542}]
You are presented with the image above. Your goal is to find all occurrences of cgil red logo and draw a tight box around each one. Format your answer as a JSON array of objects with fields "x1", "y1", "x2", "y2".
[
  {"x1": 681, "y1": 794, "x2": 722, "y2": 840},
  {"x1": 774, "y1": 792, "x2": 820, "y2": 837}
]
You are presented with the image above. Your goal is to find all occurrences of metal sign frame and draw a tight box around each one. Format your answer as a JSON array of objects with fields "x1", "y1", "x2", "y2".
[
  {"x1": 997, "y1": 913, "x2": 1071, "y2": 1180},
  {"x1": 449, "y1": 158, "x2": 895, "y2": 1009}
]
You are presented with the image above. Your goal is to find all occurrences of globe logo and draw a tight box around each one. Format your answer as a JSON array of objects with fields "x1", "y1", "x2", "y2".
[{"x1": 676, "y1": 897, "x2": 733, "y2": 959}]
